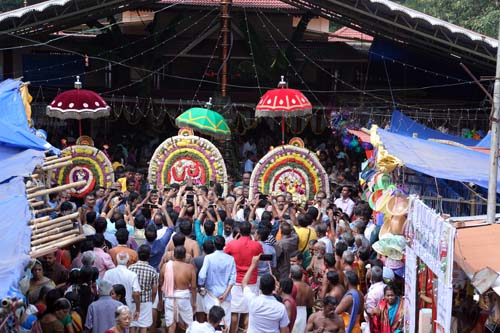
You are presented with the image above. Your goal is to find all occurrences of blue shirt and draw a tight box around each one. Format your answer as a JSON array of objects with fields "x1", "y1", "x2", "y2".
[
  {"x1": 194, "y1": 219, "x2": 223, "y2": 252},
  {"x1": 85, "y1": 295, "x2": 123, "y2": 333},
  {"x1": 257, "y1": 241, "x2": 276, "y2": 276},
  {"x1": 145, "y1": 226, "x2": 174, "y2": 271},
  {"x1": 198, "y1": 250, "x2": 236, "y2": 299}
]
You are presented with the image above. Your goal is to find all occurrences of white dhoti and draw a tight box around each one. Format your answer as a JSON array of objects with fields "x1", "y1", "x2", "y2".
[
  {"x1": 164, "y1": 289, "x2": 193, "y2": 327},
  {"x1": 230, "y1": 284, "x2": 257, "y2": 314},
  {"x1": 195, "y1": 291, "x2": 205, "y2": 313},
  {"x1": 292, "y1": 306, "x2": 307, "y2": 333},
  {"x1": 130, "y1": 302, "x2": 153, "y2": 328},
  {"x1": 203, "y1": 291, "x2": 231, "y2": 332}
]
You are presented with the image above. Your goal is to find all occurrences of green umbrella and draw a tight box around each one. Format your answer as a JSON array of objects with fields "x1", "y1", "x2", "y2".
[{"x1": 175, "y1": 99, "x2": 231, "y2": 137}]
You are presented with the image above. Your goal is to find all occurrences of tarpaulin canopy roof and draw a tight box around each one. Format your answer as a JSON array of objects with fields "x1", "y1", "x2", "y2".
[
  {"x1": 376, "y1": 127, "x2": 500, "y2": 193},
  {"x1": 389, "y1": 110, "x2": 478, "y2": 146}
]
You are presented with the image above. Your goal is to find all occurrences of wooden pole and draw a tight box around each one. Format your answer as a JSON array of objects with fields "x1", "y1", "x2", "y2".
[
  {"x1": 33, "y1": 207, "x2": 57, "y2": 215},
  {"x1": 220, "y1": 0, "x2": 232, "y2": 97},
  {"x1": 31, "y1": 229, "x2": 80, "y2": 246},
  {"x1": 43, "y1": 155, "x2": 72, "y2": 166},
  {"x1": 31, "y1": 233, "x2": 84, "y2": 252},
  {"x1": 30, "y1": 235, "x2": 86, "y2": 258},
  {"x1": 30, "y1": 216, "x2": 50, "y2": 225},
  {"x1": 27, "y1": 181, "x2": 86, "y2": 199},
  {"x1": 41, "y1": 160, "x2": 72, "y2": 171},
  {"x1": 29, "y1": 201, "x2": 45, "y2": 208},
  {"x1": 30, "y1": 211, "x2": 79, "y2": 227},
  {"x1": 32, "y1": 220, "x2": 74, "y2": 235},
  {"x1": 32, "y1": 224, "x2": 75, "y2": 240}
]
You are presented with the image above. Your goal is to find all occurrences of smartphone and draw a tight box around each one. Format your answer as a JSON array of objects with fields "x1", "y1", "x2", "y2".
[
  {"x1": 260, "y1": 254, "x2": 273, "y2": 261},
  {"x1": 186, "y1": 194, "x2": 194, "y2": 205},
  {"x1": 185, "y1": 186, "x2": 193, "y2": 192},
  {"x1": 260, "y1": 194, "x2": 268, "y2": 201},
  {"x1": 215, "y1": 325, "x2": 225, "y2": 333}
]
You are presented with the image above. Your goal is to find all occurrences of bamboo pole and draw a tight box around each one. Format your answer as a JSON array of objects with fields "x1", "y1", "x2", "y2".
[
  {"x1": 31, "y1": 229, "x2": 79, "y2": 246},
  {"x1": 27, "y1": 181, "x2": 86, "y2": 199},
  {"x1": 30, "y1": 211, "x2": 79, "y2": 227},
  {"x1": 43, "y1": 155, "x2": 72, "y2": 166},
  {"x1": 31, "y1": 233, "x2": 84, "y2": 252},
  {"x1": 32, "y1": 224, "x2": 75, "y2": 240},
  {"x1": 33, "y1": 207, "x2": 56, "y2": 215},
  {"x1": 44, "y1": 155, "x2": 60, "y2": 162},
  {"x1": 30, "y1": 235, "x2": 86, "y2": 258},
  {"x1": 32, "y1": 220, "x2": 73, "y2": 235},
  {"x1": 27, "y1": 185, "x2": 44, "y2": 193},
  {"x1": 41, "y1": 160, "x2": 72, "y2": 171},
  {"x1": 29, "y1": 201, "x2": 45, "y2": 208},
  {"x1": 30, "y1": 216, "x2": 50, "y2": 225}
]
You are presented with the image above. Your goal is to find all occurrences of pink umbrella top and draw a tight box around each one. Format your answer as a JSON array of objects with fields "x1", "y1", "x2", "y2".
[{"x1": 255, "y1": 76, "x2": 312, "y2": 117}]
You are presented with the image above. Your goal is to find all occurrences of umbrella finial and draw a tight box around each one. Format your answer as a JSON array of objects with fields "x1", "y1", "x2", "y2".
[
  {"x1": 205, "y1": 97, "x2": 213, "y2": 109},
  {"x1": 74, "y1": 76, "x2": 82, "y2": 89},
  {"x1": 278, "y1": 75, "x2": 287, "y2": 88}
]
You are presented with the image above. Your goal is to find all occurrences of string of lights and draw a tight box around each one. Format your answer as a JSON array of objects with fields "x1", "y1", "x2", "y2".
[
  {"x1": 255, "y1": 10, "x2": 324, "y2": 107},
  {"x1": 243, "y1": 7, "x2": 262, "y2": 97},
  {"x1": 22, "y1": 9, "x2": 218, "y2": 84}
]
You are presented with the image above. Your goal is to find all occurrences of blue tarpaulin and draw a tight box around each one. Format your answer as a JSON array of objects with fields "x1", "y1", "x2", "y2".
[
  {"x1": 377, "y1": 128, "x2": 500, "y2": 193},
  {"x1": 389, "y1": 110, "x2": 478, "y2": 146},
  {"x1": 0, "y1": 79, "x2": 57, "y2": 300},
  {"x1": 0, "y1": 79, "x2": 29, "y2": 130},
  {"x1": 476, "y1": 132, "x2": 495, "y2": 148}
]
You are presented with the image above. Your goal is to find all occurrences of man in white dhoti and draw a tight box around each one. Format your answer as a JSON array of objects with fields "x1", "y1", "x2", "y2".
[{"x1": 199, "y1": 235, "x2": 236, "y2": 332}]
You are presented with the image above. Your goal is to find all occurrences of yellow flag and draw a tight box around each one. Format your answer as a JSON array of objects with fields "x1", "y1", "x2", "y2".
[{"x1": 20, "y1": 84, "x2": 33, "y2": 127}]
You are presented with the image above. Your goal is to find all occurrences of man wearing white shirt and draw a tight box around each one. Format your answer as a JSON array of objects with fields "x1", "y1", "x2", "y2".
[
  {"x1": 365, "y1": 266, "x2": 385, "y2": 317},
  {"x1": 241, "y1": 254, "x2": 290, "y2": 333},
  {"x1": 334, "y1": 186, "x2": 355, "y2": 218},
  {"x1": 187, "y1": 305, "x2": 226, "y2": 333},
  {"x1": 103, "y1": 252, "x2": 141, "y2": 321}
]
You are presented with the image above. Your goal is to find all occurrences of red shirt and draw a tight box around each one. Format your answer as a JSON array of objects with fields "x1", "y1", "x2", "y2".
[{"x1": 224, "y1": 236, "x2": 263, "y2": 284}]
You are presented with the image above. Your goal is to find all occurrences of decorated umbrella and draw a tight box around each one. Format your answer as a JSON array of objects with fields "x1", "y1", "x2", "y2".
[
  {"x1": 255, "y1": 76, "x2": 312, "y2": 144},
  {"x1": 46, "y1": 76, "x2": 110, "y2": 136},
  {"x1": 175, "y1": 98, "x2": 231, "y2": 138}
]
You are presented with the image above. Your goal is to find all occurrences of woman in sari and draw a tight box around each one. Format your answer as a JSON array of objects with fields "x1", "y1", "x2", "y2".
[
  {"x1": 26, "y1": 260, "x2": 56, "y2": 305},
  {"x1": 372, "y1": 283, "x2": 404, "y2": 333}
]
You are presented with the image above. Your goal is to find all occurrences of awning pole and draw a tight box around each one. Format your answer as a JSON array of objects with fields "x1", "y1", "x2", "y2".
[{"x1": 486, "y1": 20, "x2": 500, "y2": 225}]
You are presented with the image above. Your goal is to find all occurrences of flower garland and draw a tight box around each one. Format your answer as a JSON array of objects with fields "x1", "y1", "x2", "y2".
[
  {"x1": 148, "y1": 131, "x2": 228, "y2": 195},
  {"x1": 50, "y1": 145, "x2": 115, "y2": 198},
  {"x1": 249, "y1": 138, "x2": 330, "y2": 200}
]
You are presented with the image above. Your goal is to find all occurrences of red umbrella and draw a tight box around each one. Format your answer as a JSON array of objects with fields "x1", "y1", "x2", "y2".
[
  {"x1": 255, "y1": 76, "x2": 312, "y2": 144},
  {"x1": 46, "y1": 76, "x2": 110, "y2": 136}
]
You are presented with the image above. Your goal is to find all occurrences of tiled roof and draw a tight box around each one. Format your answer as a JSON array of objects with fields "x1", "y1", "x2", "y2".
[
  {"x1": 159, "y1": 0, "x2": 295, "y2": 9},
  {"x1": 329, "y1": 27, "x2": 373, "y2": 42}
]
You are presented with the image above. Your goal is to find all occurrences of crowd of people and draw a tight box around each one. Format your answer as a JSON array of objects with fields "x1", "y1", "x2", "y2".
[{"x1": 21, "y1": 138, "x2": 406, "y2": 333}]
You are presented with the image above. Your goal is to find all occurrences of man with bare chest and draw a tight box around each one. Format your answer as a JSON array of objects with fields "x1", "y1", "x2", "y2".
[
  {"x1": 306, "y1": 296, "x2": 345, "y2": 333},
  {"x1": 290, "y1": 265, "x2": 314, "y2": 333},
  {"x1": 166, "y1": 219, "x2": 201, "y2": 258},
  {"x1": 158, "y1": 246, "x2": 197, "y2": 333}
]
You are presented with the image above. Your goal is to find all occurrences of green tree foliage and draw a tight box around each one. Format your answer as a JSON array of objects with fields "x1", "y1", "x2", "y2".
[
  {"x1": 395, "y1": 0, "x2": 500, "y2": 38},
  {"x1": 0, "y1": 0, "x2": 24, "y2": 12}
]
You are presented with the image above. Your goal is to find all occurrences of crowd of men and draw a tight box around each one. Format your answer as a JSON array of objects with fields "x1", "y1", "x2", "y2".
[{"x1": 23, "y1": 142, "x2": 405, "y2": 333}]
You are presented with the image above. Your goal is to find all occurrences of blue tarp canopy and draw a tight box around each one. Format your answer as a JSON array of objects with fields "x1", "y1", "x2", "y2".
[
  {"x1": 476, "y1": 132, "x2": 496, "y2": 148},
  {"x1": 378, "y1": 128, "x2": 500, "y2": 193},
  {"x1": 389, "y1": 110, "x2": 478, "y2": 146},
  {"x1": 0, "y1": 79, "x2": 58, "y2": 299}
]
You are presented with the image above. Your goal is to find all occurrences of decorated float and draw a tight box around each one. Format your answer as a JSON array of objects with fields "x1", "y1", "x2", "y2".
[
  {"x1": 148, "y1": 128, "x2": 228, "y2": 195},
  {"x1": 249, "y1": 137, "x2": 329, "y2": 202},
  {"x1": 49, "y1": 137, "x2": 115, "y2": 198}
]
